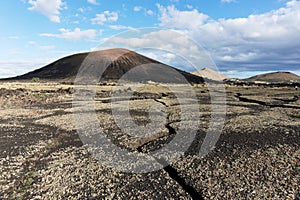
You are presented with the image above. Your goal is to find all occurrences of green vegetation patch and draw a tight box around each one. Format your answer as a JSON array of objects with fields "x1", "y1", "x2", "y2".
[
  {"x1": 31, "y1": 77, "x2": 40, "y2": 82},
  {"x1": 291, "y1": 113, "x2": 300, "y2": 118}
]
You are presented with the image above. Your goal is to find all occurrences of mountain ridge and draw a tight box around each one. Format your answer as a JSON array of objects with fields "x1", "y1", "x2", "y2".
[
  {"x1": 191, "y1": 68, "x2": 229, "y2": 81},
  {"x1": 3, "y1": 48, "x2": 204, "y2": 84},
  {"x1": 244, "y1": 71, "x2": 300, "y2": 83}
]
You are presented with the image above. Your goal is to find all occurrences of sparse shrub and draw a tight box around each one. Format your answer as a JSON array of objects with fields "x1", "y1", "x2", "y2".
[
  {"x1": 31, "y1": 77, "x2": 40, "y2": 82},
  {"x1": 14, "y1": 172, "x2": 36, "y2": 198},
  {"x1": 292, "y1": 114, "x2": 300, "y2": 118}
]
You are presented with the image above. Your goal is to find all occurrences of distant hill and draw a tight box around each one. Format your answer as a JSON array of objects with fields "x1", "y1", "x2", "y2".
[
  {"x1": 3, "y1": 48, "x2": 204, "y2": 84},
  {"x1": 245, "y1": 71, "x2": 300, "y2": 83},
  {"x1": 191, "y1": 68, "x2": 229, "y2": 81}
]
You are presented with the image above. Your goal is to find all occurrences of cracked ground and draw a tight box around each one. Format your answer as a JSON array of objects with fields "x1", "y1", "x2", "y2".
[{"x1": 0, "y1": 82, "x2": 299, "y2": 199}]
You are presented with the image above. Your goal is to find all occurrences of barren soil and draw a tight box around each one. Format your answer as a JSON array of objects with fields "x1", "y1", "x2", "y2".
[{"x1": 0, "y1": 82, "x2": 299, "y2": 199}]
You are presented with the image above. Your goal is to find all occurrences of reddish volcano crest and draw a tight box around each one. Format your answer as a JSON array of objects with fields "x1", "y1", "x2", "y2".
[
  {"x1": 4, "y1": 48, "x2": 204, "y2": 84},
  {"x1": 245, "y1": 71, "x2": 300, "y2": 83}
]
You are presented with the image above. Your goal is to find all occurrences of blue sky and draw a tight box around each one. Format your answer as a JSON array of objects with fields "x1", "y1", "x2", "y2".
[{"x1": 0, "y1": 0, "x2": 299, "y2": 78}]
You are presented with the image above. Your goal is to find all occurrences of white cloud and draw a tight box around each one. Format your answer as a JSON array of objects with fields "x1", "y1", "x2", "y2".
[
  {"x1": 7, "y1": 49, "x2": 23, "y2": 56},
  {"x1": 77, "y1": 7, "x2": 92, "y2": 13},
  {"x1": 133, "y1": 6, "x2": 154, "y2": 15},
  {"x1": 91, "y1": 11, "x2": 118, "y2": 25},
  {"x1": 156, "y1": 1, "x2": 300, "y2": 73},
  {"x1": 109, "y1": 25, "x2": 127, "y2": 30},
  {"x1": 0, "y1": 59, "x2": 55, "y2": 78},
  {"x1": 109, "y1": 25, "x2": 137, "y2": 31},
  {"x1": 157, "y1": 4, "x2": 209, "y2": 29},
  {"x1": 87, "y1": 0, "x2": 99, "y2": 5},
  {"x1": 8, "y1": 36, "x2": 20, "y2": 40},
  {"x1": 146, "y1": 10, "x2": 154, "y2": 16},
  {"x1": 98, "y1": 30, "x2": 104, "y2": 35},
  {"x1": 28, "y1": 0, "x2": 66, "y2": 23},
  {"x1": 221, "y1": 0, "x2": 236, "y2": 3},
  {"x1": 186, "y1": 4, "x2": 193, "y2": 9},
  {"x1": 40, "y1": 28, "x2": 97, "y2": 41},
  {"x1": 134, "y1": 6, "x2": 142, "y2": 12},
  {"x1": 28, "y1": 41, "x2": 37, "y2": 45}
]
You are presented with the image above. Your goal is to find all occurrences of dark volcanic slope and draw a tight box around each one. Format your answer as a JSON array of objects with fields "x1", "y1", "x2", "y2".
[
  {"x1": 5, "y1": 48, "x2": 203, "y2": 84},
  {"x1": 245, "y1": 71, "x2": 300, "y2": 83}
]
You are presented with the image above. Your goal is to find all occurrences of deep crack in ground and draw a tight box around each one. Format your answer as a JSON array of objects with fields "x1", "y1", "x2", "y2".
[
  {"x1": 235, "y1": 93, "x2": 300, "y2": 109},
  {"x1": 135, "y1": 97, "x2": 204, "y2": 200}
]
